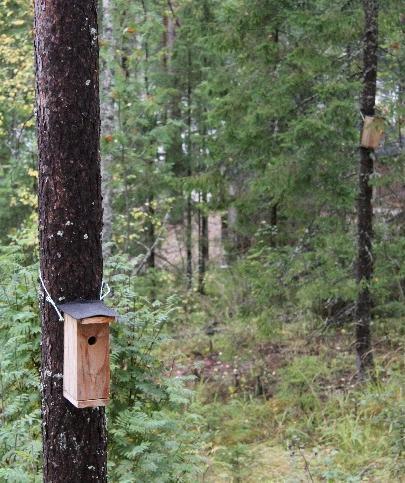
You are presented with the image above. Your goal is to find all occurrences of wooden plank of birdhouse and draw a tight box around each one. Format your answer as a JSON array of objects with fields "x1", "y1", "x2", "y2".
[
  {"x1": 63, "y1": 391, "x2": 109, "y2": 408},
  {"x1": 63, "y1": 314, "x2": 78, "y2": 401},
  {"x1": 80, "y1": 316, "x2": 115, "y2": 325},
  {"x1": 361, "y1": 115, "x2": 384, "y2": 149},
  {"x1": 76, "y1": 322, "x2": 110, "y2": 403}
]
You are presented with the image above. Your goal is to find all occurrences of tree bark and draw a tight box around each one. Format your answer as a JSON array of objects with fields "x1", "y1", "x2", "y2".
[
  {"x1": 141, "y1": 0, "x2": 157, "y2": 271},
  {"x1": 34, "y1": 1, "x2": 107, "y2": 481},
  {"x1": 356, "y1": 0, "x2": 378, "y2": 381},
  {"x1": 147, "y1": 201, "x2": 156, "y2": 269},
  {"x1": 186, "y1": 193, "x2": 193, "y2": 289},
  {"x1": 198, "y1": 192, "x2": 209, "y2": 295},
  {"x1": 101, "y1": 0, "x2": 115, "y2": 257},
  {"x1": 186, "y1": 48, "x2": 193, "y2": 289}
]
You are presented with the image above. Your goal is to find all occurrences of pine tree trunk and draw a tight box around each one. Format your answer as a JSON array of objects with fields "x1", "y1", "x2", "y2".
[
  {"x1": 147, "y1": 199, "x2": 156, "y2": 269},
  {"x1": 141, "y1": 0, "x2": 157, "y2": 271},
  {"x1": 186, "y1": 193, "x2": 193, "y2": 289},
  {"x1": 186, "y1": 48, "x2": 193, "y2": 289},
  {"x1": 356, "y1": 0, "x2": 378, "y2": 381},
  {"x1": 101, "y1": 0, "x2": 115, "y2": 257},
  {"x1": 198, "y1": 192, "x2": 208, "y2": 295},
  {"x1": 34, "y1": 2, "x2": 107, "y2": 481},
  {"x1": 398, "y1": 80, "x2": 403, "y2": 148}
]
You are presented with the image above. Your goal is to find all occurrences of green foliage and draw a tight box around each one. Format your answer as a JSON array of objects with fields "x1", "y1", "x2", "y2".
[
  {"x1": 0, "y1": 0, "x2": 403, "y2": 481},
  {"x1": 0, "y1": 247, "x2": 41, "y2": 481},
  {"x1": 0, "y1": 0, "x2": 36, "y2": 242},
  {"x1": 182, "y1": 309, "x2": 404, "y2": 481},
  {"x1": 107, "y1": 255, "x2": 205, "y2": 481},
  {"x1": 0, "y1": 251, "x2": 205, "y2": 481},
  {"x1": 277, "y1": 356, "x2": 330, "y2": 414}
]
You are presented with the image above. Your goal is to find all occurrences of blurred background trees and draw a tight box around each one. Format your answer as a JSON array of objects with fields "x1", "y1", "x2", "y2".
[{"x1": 0, "y1": 0, "x2": 403, "y2": 480}]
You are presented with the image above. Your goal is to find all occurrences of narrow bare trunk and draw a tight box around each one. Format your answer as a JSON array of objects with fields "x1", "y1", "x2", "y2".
[
  {"x1": 198, "y1": 192, "x2": 208, "y2": 294},
  {"x1": 101, "y1": 0, "x2": 115, "y2": 256},
  {"x1": 34, "y1": 1, "x2": 107, "y2": 480},
  {"x1": 186, "y1": 194, "x2": 193, "y2": 289},
  {"x1": 186, "y1": 48, "x2": 193, "y2": 289},
  {"x1": 356, "y1": 0, "x2": 378, "y2": 380}
]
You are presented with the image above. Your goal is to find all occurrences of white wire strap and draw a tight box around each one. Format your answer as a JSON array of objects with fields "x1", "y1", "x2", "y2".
[
  {"x1": 100, "y1": 280, "x2": 111, "y2": 300},
  {"x1": 39, "y1": 272, "x2": 111, "y2": 321},
  {"x1": 38, "y1": 270, "x2": 64, "y2": 321}
]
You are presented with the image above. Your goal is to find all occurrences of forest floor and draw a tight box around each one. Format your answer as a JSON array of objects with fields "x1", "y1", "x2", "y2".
[{"x1": 161, "y1": 270, "x2": 405, "y2": 482}]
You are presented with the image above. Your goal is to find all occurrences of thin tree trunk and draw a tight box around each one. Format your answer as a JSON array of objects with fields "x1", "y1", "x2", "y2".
[
  {"x1": 162, "y1": 11, "x2": 176, "y2": 73},
  {"x1": 186, "y1": 48, "x2": 193, "y2": 289},
  {"x1": 141, "y1": 0, "x2": 157, "y2": 271},
  {"x1": 398, "y1": 79, "x2": 403, "y2": 148},
  {"x1": 356, "y1": 0, "x2": 378, "y2": 381},
  {"x1": 186, "y1": 193, "x2": 193, "y2": 288},
  {"x1": 101, "y1": 0, "x2": 115, "y2": 257},
  {"x1": 198, "y1": 192, "x2": 208, "y2": 295},
  {"x1": 34, "y1": 2, "x2": 107, "y2": 481},
  {"x1": 162, "y1": 8, "x2": 187, "y2": 282},
  {"x1": 148, "y1": 202, "x2": 156, "y2": 269}
]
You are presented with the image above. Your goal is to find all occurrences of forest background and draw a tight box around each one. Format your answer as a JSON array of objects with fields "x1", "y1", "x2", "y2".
[{"x1": 0, "y1": 0, "x2": 404, "y2": 481}]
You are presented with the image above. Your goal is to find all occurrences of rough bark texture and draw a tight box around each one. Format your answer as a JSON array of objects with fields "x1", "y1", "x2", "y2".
[
  {"x1": 101, "y1": 0, "x2": 115, "y2": 256},
  {"x1": 356, "y1": 0, "x2": 378, "y2": 380},
  {"x1": 34, "y1": 1, "x2": 107, "y2": 481}
]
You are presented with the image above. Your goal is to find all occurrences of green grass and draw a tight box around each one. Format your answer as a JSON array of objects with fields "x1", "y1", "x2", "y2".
[
  {"x1": 193, "y1": 361, "x2": 404, "y2": 482},
  {"x1": 164, "y1": 273, "x2": 405, "y2": 482}
]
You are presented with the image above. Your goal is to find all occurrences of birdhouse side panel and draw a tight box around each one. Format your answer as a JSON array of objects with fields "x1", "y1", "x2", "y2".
[
  {"x1": 63, "y1": 315, "x2": 79, "y2": 401},
  {"x1": 76, "y1": 323, "x2": 110, "y2": 402}
]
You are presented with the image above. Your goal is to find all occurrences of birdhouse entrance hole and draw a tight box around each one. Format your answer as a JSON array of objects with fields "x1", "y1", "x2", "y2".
[{"x1": 88, "y1": 336, "x2": 97, "y2": 345}]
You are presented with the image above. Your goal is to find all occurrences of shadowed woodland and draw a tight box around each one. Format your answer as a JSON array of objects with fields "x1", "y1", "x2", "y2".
[{"x1": 0, "y1": 0, "x2": 404, "y2": 481}]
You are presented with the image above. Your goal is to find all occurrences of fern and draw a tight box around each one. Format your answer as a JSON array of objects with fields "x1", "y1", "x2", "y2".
[{"x1": 0, "y1": 250, "x2": 205, "y2": 481}]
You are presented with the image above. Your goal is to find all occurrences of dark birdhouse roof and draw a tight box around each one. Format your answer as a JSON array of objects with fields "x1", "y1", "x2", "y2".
[{"x1": 58, "y1": 300, "x2": 118, "y2": 320}]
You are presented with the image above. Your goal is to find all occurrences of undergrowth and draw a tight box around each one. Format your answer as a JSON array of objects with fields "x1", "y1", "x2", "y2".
[
  {"x1": 162, "y1": 247, "x2": 405, "y2": 482},
  {"x1": 0, "y1": 223, "x2": 403, "y2": 482}
]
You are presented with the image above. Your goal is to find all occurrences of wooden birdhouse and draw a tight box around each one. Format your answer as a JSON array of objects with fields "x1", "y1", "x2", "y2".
[
  {"x1": 361, "y1": 116, "x2": 385, "y2": 149},
  {"x1": 58, "y1": 301, "x2": 117, "y2": 408}
]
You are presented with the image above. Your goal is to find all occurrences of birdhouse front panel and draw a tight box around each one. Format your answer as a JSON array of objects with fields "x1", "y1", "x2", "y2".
[
  {"x1": 361, "y1": 115, "x2": 385, "y2": 149},
  {"x1": 59, "y1": 301, "x2": 117, "y2": 409},
  {"x1": 76, "y1": 321, "x2": 110, "y2": 402}
]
